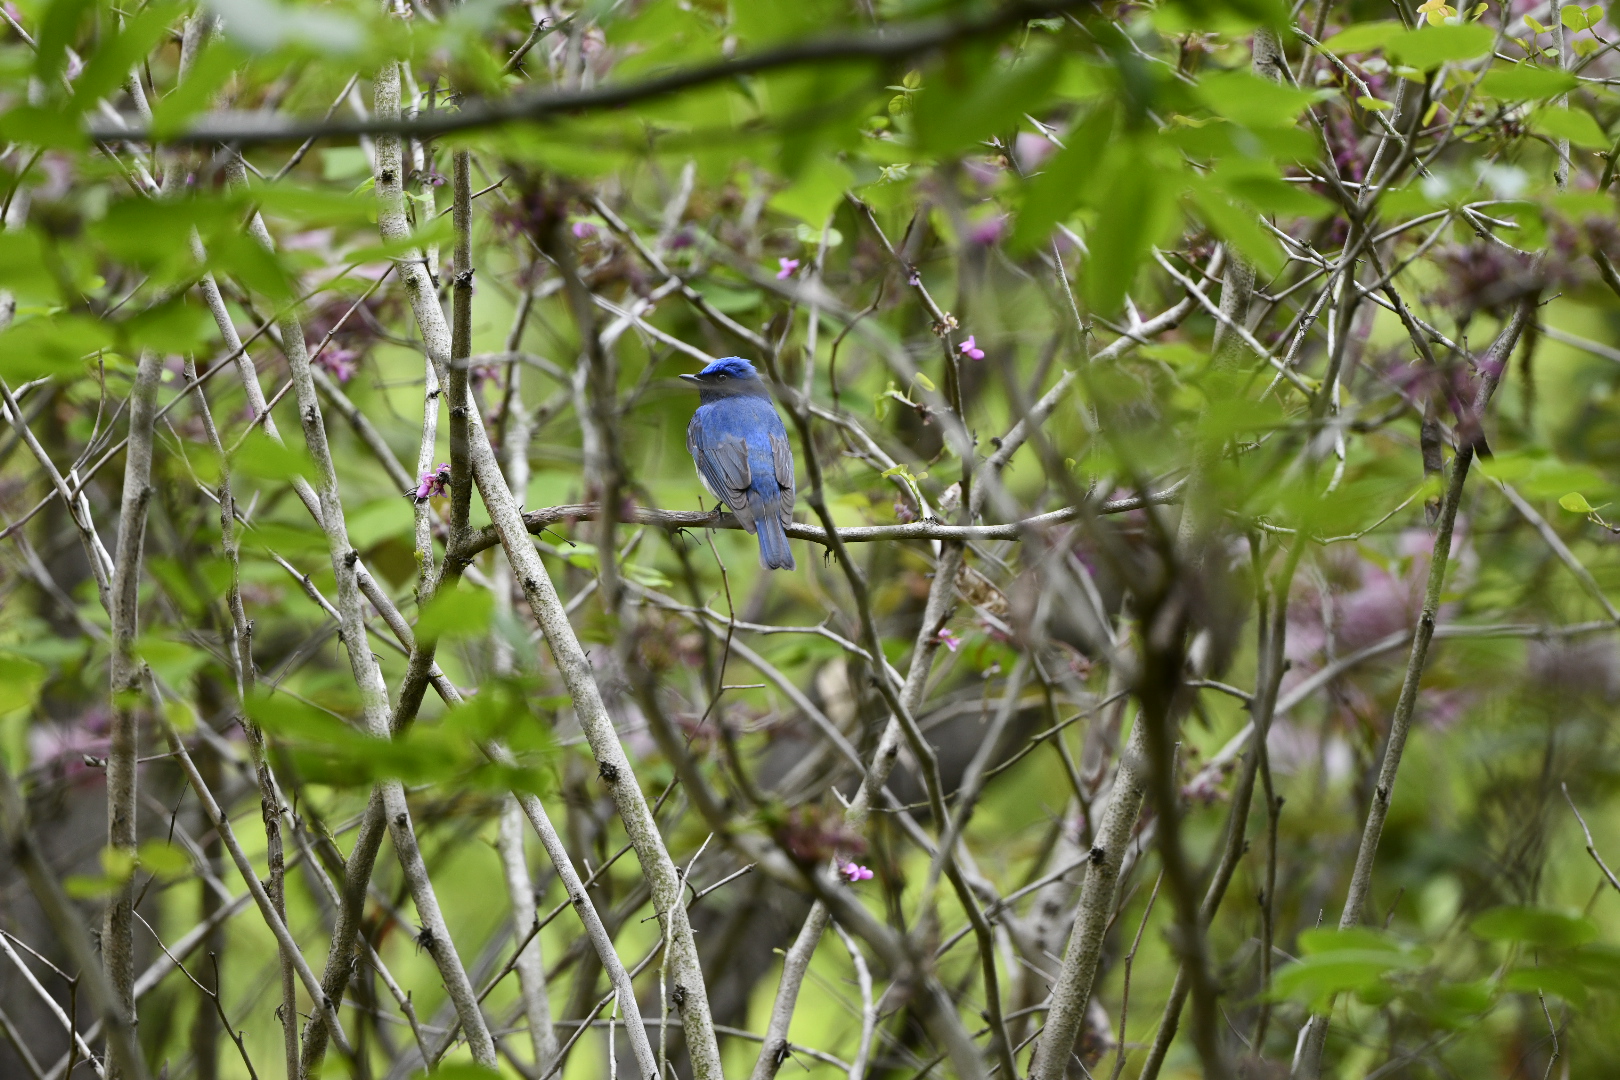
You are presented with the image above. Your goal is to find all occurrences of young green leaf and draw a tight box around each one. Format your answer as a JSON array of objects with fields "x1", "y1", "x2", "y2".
[
  {"x1": 1473, "y1": 905, "x2": 1599, "y2": 947},
  {"x1": 1560, "y1": 491, "x2": 1595, "y2": 513},
  {"x1": 1385, "y1": 24, "x2": 1497, "y2": 68}
]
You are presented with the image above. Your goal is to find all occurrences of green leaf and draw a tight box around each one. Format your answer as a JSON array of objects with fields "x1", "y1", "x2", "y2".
[
  {"x1": 93, "y1": 198, "x2": 224, "y2": 273},
  {"x1": 1473, "y1": 905, "x2": 1599, "y2": 947},
  {"x1": 248, "y1": 689, "x2": 552, "y2": 795},
  {"x1": 0, "y1": 231, "x2": 57, "y2": 302},
  {"x1": 1321, "y1": 20, "x2": 1407, "y2": 53},
  {"x1": 209, "y1": 0, "x2": 368, "y2": 56},
  {"x1": 416, "y1": 588, "x2": 495, "y2": 643},
  {"x1": 695, "y1": 283, "x2": 761, "y2": 314},
  {"x1": 1189, "y1": 185, "x2": 1283, "y2": 276},
  {"x1": 418, "y1": 1066, "x2": 502, "y2": 1080},
  {"x1": 136, "y1": 840, "x2": 192, "y2": 880},
  {"x1": 69, "y1": 3, "x2": 182, "y2": 114},
  {"x1": 1532, "y1": 105, "x2": 1609, "y2": 146},
  {"x1": 0, "y1": 653, "x2": 47, "y2": 716},
  {"x1": 1009, "y1": 103, "x2": 1115, "y2": 252},
  {"x1": 151, "y1": 41, "x2": 244, "y2": 139},
  {"x1": 0, "y1": 104, "x2": 86, "y2": 149},
  {"x1": 1567, "y1": 943, "x2": 1620, "y2": 988},
  {"x1": 792, "y1": 223, "x2": 843, "y2": 247},
  {"x1": 1196, "y1": 71, "x2": 1327, "y2": 128},
  {"x1": 912, "y1": 46, "x2": 1064, "y2": 157},
  {"x1": 1215, "y1": 171, "x2": 1335, "y2": 217},
  {"x1": 1480, "y1": 64, "x2": 1580, "y2": 99},
  {"x1": 321, "y1": 147, "x2": 374, "y2": 182},
  {"x1": 1357, "y1": 95, "x2": 1395, "y2": 111},
  {"x1": 100, "y1": 844, "x2": 137, "y2": 882},
  {"x1": 731, "y1": 0, "x2": 847, "y2": 46},
  {"x1": 769, "y1": 156, "x2": 854, "y2": 225},
  {"x1": 205, "y1": 232, "x2": 295, "y2": 302},
  {"x1": 1561, "y1": 4, "x2": 1592, "y2": 29},
  {"x1": 137, "y1": 636, "x2": 211, "y2": 689},
  {"x1": 35, "y1": 0, "x2": 95, "y2": 86},
  {"x1": 1413, "y1": 979, "x2": 1497, "y2": 1027},
  {"x1": 1504, "y1": 965, "x2": 1589, "y2": 1006},
  {"x1": 119, "y1": 297, "x2": 214, "y2": 354},
  {"x1": 1139, "y1": 343, "x2": 1206, "y2": 367},
  {"x1": 252, "y1": 186, "x2": 376, "y2": 230},
  {"x1": 0, "y1": 314, "x2": 113, "y2": 381},
  {"x1": 1560, "y1": 491, "x2": 1595, "y2": 513},
  {"x1": 1385, "y1": 24, "x2": 1497, "y2": 69},
  {"x1": 1082, "y1": 148, "x2": 1169, "y2": 314},
  {"x1": 232, "y1": 432, "x2": 315, "y2": 484},
  {"x1": 623, "y1": 562, "x2": 673, "y2": 589},
  {"x1": 608, "y1": 0, "x2": 723, "y2": 79},
  {"x1": 1299, "y1": 927, "x2": 1410, "y2": 955},
  {"x1": 1272, "y1": 950, "x2": 1424, "y2": 1009}
]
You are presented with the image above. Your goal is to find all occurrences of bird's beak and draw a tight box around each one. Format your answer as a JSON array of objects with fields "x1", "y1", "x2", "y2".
[{"x1": 679, "y1": 373, "x2": 701, "y2": 383}]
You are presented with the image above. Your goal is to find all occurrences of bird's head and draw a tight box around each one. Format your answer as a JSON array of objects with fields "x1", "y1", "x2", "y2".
[{"x1": 680, "y1": 356, "x2": 768, "y2": 399}]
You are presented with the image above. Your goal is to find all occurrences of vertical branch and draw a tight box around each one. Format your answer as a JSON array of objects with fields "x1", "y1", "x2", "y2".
[
  {"x1": 369, "y1": 147, "x2": 501, "y2": 1070},
  {"x1": 181, "y1": 356, "x2": 299, "y2": 1080},
  {"x1": 1136, "y1": 541, "x2": 1303, "y2": 1080},
  {"x1": 1292, "y1": 300, "x2": 1532, "y2": 1078},
  {"x1": 541, "y1": 203, "x2": 624, "y2": 613},
  {"x1": 232, "y1": 128, "x2": 499, "y2": 1070},
  {"x1": 151, "y1": 713, "x2": 354, "y2": 1060},
  {"x1": 0, "y1": 765, "x2": 151, "y2": 1080},
  {"x1": 498, "y1": 798, "x2": 560, "y2": 1073},
  {"x1": 1030, "y1": 707, "x2": 1151, "y2": 1080},
  {"x1": 373, "y1": 60, "x2": 723, "y2": 1080},
  {"x1": 748, "y1": 538, "x2": 967, "y2": 1080},
  {"x1": 103, "y1": 349, "x2": 161, "y2": 1080}
]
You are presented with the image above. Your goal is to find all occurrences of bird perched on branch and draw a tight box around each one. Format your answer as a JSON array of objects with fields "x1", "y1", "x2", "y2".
[{"x1": 682, "y1": 356, "x2": 797, "y2": 570}]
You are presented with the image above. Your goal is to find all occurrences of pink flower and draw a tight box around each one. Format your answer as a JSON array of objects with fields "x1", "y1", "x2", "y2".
[
  {"x1": 314, "y1": 347, "x2": 359, "y2": 383},
  {"x1": 571, "y1": 220, "x2": 597, "y2": 239},
  {"x1": 840, "y1": 862, "x2": 874, "y2": 883},
  {"x1": 937, "y1": 628, "x2": 962, "y2": 652},
  {"x1": 966, "y1": 215, "x2": 1008, "y2": 246},
  {"x1": 776, "y1": 257, "x2": 800, "y2": 280},
  {"x1": 1014, "y1": 132, "x2": 1057, "y2": 170},
  {"x1": 412, "y1": 463, "x2": 452, "y2": 502},
  {"x1": 958, "y1": 335, "x2": 985, "y2": 361},
  {"x1": 907, "y1": 268, "x2": 921, "y2": 286},
  {"x1": 471, "y1": 362, "x2": 500, "y2": 386}
]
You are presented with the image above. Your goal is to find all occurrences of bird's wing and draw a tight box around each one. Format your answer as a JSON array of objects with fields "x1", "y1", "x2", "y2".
[
  {"x1": 770, "y1": 431, "x2": 796, "y2": 528},
  {"x1": 689, "y1": 416, "x2": 754, "y2": 517}
]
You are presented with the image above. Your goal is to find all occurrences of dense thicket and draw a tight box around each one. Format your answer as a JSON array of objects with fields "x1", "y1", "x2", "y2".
[{"x1": 3, "y1": 0, "x2": 1620, "y2": 1078}]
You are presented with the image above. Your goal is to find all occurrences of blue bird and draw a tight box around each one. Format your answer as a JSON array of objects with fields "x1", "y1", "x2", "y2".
[{"x1": 681, "y1": 357, "x2": 797, "y2": 570}]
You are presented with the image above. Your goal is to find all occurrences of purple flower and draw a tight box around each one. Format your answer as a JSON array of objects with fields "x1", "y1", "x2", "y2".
[
  {"x1": 966, "y1": 215, "x2": 1008, "y2": 246},
  {"x1": 314, "y1": 348, "x2": 359, "y2": 384},
  {"x1": 937, "y1": 628, "x2": 962, "y2": 652},
  {"x1": 907, "y1": 268, "x2": 921, "y2": 286},
  {"x1": 412, "y1": 463, "x2": 452, "y2": 502},
  {"x1": 840, "y1": 862, "x2": 874, "y2": 883},
  {"x1": 471, "y1": 362, "x2": 500, "y2": 386},
  {"x1": 776, "y1": 257, "x2": 800, "y2": 280},
  {"x1": 571, "y1": 220, "x2": 597, "y2": 240},
  {"x1": 958, "y1": 335, "x2": 985, "y2": 361},
  {"x1": 1014, "y1": 132, "x2": 1057, "y2": 170}
]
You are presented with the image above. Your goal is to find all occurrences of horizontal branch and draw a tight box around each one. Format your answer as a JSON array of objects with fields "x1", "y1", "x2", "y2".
[
  {"x1": 87, "y1": 0, "x2": 1087, "y2": 145},
  {"x1": 463, "y1": 486, "x2": 1180, "y2": 557}
]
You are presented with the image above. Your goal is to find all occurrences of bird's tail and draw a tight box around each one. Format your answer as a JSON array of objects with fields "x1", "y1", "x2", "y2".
[{"x1": 754, "y1": 510, "x2": 795, "y2": 571}]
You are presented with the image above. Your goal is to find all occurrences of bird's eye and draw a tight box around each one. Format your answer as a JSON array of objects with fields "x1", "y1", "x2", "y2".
[{"x1": 718, "y1": 374, "x2": 729, "y2": 380}]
